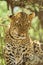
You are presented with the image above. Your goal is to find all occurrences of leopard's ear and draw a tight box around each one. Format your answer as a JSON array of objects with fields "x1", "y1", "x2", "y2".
[
  {"x1": 28, "y1": 12, "x2": 35, "y2": 21},
  {"x1": 9, "y1": 15, "x2": 15, "y2": 21},
  {"x1": 9, "y1": 15, "x2": 14, "y2": 19},
  {"x1": 9, "y1": 15, "x2": 13, "y2": 18}
]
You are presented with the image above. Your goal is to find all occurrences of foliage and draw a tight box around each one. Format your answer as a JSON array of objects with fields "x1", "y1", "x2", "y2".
[
  {"x1": 0, "y1": 1, "x2": 43, "y2": 65},
  {"x1": 0, "y1": 1, "x2": 10, "y2": 65}
]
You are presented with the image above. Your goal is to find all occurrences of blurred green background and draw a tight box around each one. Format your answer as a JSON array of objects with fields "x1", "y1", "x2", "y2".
[{"x1": 0, "y1": 1, "x2": 43, "y2": 65}]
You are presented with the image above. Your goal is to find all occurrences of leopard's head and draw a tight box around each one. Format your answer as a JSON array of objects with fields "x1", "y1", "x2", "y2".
[{"x1": 9, "y1": 12, "x2": 35, "y2": 39}]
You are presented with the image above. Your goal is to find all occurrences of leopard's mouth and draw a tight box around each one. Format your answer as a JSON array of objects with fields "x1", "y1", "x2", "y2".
[
  {"x1": 13, "y1": 34, "x2": 26, "y2": 39},
  {"x1": 16, "y1": 36, "x2": 26, "y2": 39},
  {"x1": 9, "y1": 31, "x2": 26, "y2": 40}
]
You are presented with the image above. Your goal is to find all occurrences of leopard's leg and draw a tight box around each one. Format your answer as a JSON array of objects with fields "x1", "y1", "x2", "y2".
[{"x1": 4, "y1": 43, "x2": 16, "y2": 65}]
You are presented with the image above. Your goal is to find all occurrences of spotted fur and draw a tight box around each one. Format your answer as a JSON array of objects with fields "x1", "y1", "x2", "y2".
[{"x1": 4, "y1": 12, "x2": 43, "y2": 65}]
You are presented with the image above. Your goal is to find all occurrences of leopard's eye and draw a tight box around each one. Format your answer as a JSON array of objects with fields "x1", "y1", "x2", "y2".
[
  {"x1": 16, "y1": 21, "x2": 18, "y2": 23},
  {"x1": 24, "y1": 21, "x2": 30, "y2": 26}
]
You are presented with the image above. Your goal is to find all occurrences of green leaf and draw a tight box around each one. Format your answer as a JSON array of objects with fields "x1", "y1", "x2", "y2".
[
  {"x1": 31, "y1": 16, "x2": 40, "y2": 30},
  {"x1": 35, "y1": 6, "x2": 39, "y2": 12}
]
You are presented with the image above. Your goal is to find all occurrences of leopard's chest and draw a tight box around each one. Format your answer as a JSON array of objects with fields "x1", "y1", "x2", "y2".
[
  {"x1": 5, "y1": 31, "x2": 34, "y2": 65},
  {"x1": 5, "y1": 38, "x2": 33, "y2": 63}
]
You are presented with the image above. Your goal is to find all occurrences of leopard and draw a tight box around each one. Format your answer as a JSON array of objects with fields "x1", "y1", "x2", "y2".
[{"x1": 4, "y1": 12, "x2": 43, "y2": 65}]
